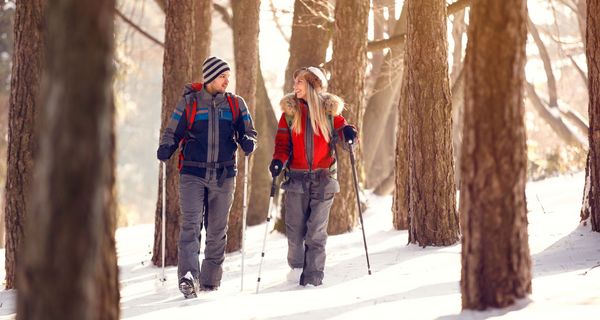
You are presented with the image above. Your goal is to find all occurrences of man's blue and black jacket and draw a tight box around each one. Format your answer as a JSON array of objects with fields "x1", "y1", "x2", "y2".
[{"x1": 159, "y1": 83, "x2": 257, "y2": 183}]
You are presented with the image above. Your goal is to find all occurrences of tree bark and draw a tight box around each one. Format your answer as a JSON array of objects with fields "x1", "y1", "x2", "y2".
[
  {"x1": 151, "y1": 0, "x2": 194, "y2": 267},
  {"x1": 580, "y1": 0, "x2": 591, "y2": 225},
  {"x1": 451, "y1": 69, "x2": 465, "y2": 190},
  {"x1": 95, "y1": 101, "x2": 119, "y2": 319},
  {"x1": 283, "y1": 0, "x2": 331, "y2": 93},
  {"x1": 365, "y1": 0, "x2": 471, "y2": 188},
  {"x1": 192, "y1": 0, "x2": 212, "y2": 81},
  {"x1": 4, "y1": 0, "x2": 43, "y2": 289},
  {"x1": 392, "y1": 66, "x2": 409, "y2": 230},
  {"x1": 406, "y1": 0, "x2": 459, "y2": 246},
  {"x1": 227, "y1": 0, "x2": 260, "y2": 253},
  {"x1": 450, "y1": 11, "x2": 466, "y2": 190},
  {"x1": 581, "y1": 153, "x2": 591, "y2": 222},
  {"x1": 327, "y1": 0, "x2": 369, "y2": 235},
  {"x1": 17, "y1": 0, "x2": 117, "y2": 318},
  {"x1": 460, "y1": 0, "x2": 532, "y2": 309},
  {"x1": 450, "y1": 10, "x2": 466, "y2": 84},
  {"x1": 587, "y1": 0, "x2": 600, "y2": 231}
]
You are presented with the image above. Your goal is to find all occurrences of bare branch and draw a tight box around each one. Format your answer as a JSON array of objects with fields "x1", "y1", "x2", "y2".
[
  {"x1": 559, "y1": 103, "x2": 589, "y2": 137},
  {"x1": 525, "y1": 82, "x2": 587, "y2": 149},
  {"x1": 447, "y1": 0, "x2": 471, "y2": 16},
  {"x1": 367, "y1": 35, "x2": 405, "y2": 52},
  {"x1": 527, "y1": 16, "x2": 558, "y2": 107},
  {"x1": 213, "y1": 3, "x2": 232, "y2": 27},
  {"x1": 270, "y1": 0, "x2": 290, "y2": 43},
  {"x1": 154, "y1": 0, "x2": 231, "y2": 29},
  {"x1": 115, "y1": 8, "x2": 164, "y2": 47},
  {"x1": 367, "y1": 0, "x2": 470, "y2": 52},
  {"x1": 568, "y1": 54, "x2": 589, "y2": 87}
]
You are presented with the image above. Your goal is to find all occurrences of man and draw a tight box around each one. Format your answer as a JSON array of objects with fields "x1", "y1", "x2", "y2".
[{"x1": 157, "y1": 56, "x2": 257, "y2": 298}]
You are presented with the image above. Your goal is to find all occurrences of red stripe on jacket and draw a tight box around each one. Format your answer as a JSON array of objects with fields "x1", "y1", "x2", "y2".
[{"x1": 273, "y1": 103, "x2": 347, "y2": 170}]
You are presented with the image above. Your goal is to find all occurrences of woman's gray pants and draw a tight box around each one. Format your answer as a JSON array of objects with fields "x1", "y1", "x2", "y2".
[{"x1": 282, "y1": 171, "x2": 339, "y2": 286}]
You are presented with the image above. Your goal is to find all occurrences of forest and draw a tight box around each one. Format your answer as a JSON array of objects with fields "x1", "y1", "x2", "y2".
[{"x1": 0, "y1": 0, "x2": 599, "y2": 319}]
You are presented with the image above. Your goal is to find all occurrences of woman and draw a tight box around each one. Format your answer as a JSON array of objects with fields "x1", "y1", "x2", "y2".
[{"x1": 270, "y1": 67, "x2": 357, "y2": 287}]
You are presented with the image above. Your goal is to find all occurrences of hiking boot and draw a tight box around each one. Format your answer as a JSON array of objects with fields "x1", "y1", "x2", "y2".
[{"x1": 179, "y1": 272, "x2": 197, "y2": 299}]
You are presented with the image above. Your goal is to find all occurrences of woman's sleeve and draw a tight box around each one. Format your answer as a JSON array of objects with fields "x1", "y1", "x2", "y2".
[{"x1": 273, "y1": 114, "x2": 291, "y2": 163}]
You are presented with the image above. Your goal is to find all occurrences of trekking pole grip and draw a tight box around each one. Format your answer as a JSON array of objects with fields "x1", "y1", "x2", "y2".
[{"x1": 270, "y1": 168, "x2": 278, "y2": 197}]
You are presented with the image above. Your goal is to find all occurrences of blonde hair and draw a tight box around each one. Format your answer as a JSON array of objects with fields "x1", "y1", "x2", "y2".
[{"x1": 292, "y1": 69, "x2": 332, "y2": 142}]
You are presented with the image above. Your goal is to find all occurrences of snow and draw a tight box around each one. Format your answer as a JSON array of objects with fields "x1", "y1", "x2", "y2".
[{"x1": 1, "y1": 172, "x2": 600, "y2": 319}]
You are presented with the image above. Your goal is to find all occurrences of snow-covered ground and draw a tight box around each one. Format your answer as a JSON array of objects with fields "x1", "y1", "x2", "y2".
[{"x1": 1, "y1": 172, "x2": 599, "y2": 319}]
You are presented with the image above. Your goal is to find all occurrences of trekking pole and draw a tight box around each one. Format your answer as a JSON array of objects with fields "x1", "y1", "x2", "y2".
[
  {"x1": 241, "y1": 155, "x2": 249, "y2": 291},
  {"x1": 347, "y1": 140, "x2": 372, "y2": 275},
  {"x1": 256, "y1": 170, "x2": 278, "y2": 293},
  {"x1": 161, "y1": 161, "x2": 167, "y2": 283}
]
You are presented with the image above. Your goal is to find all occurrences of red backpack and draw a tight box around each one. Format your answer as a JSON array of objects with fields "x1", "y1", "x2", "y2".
[{"x1": 178, "y1": 83, "x2": 240, "y2": 170}]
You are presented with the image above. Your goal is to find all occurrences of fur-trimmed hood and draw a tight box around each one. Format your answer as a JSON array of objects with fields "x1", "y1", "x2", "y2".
[{"x1": 279, "y1": 93, "x2": 344, "y2": 117}]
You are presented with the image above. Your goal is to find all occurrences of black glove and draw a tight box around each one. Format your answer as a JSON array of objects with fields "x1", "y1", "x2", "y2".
[
  {"x1": 157, "y1": 144, "x2": 175, "y2": 161},
  {"x1": 269, "y1": 159, "x2": 283, "y2": 178},
  {"x1": 342, "y1": 125, "x2": 358, "y2": 144},
  {"x1": 240, "y1": 136, "x2": 256, "y2": 155}
]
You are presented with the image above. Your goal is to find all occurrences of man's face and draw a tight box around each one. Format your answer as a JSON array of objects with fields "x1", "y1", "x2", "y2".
[{"x1": 208, "y1": 71, "x2": 230, "y2": 93}]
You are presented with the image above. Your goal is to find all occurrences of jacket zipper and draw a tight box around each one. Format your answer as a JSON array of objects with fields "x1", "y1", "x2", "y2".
[{"x1": 305, "y1": 107, "x2": 314, "y2": 172}]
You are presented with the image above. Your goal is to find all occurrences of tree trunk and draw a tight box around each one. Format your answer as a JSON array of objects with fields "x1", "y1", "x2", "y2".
[
  {"x1": 192, "y1": 0, "x2": 212, "y2": 82},
  {"x1": 452, "y1": 69, "x2": 465, "y2": 190},
  {"x1": 450, "y1": 10, "x2": 466, "y2": 84},
  {"x1": 581, "y1": 153, "x2": 591, "y2": 222},
  {"x1": 4, "y1": 0, "x2": 43, "y2": 289},
  {"x1": 587, "y1": 0, "x2": 600, "y2": 232},
  {"x1": 406, "y1": 0, "x2": 459, "y2": 246},
  {"x1": 151, "y1": 0, "x2": 194, "y2": 267},
  {"x1": 327, "y1": 0, "x2": 369, "y2": 235},
  {"x1": 17, "y1": 0, "x2": 117, "y2": 318},
  {"x1": 392, "y1": 66, "x2": 409, "y2": 230},
  {"x1": 450, "y1": 11, "x2": 466, "y2": 190},
  {"x1": 276, "y1": 0, "x2": 332, "y2": 233},
  {"x1": 226, "y1": 0, "x2": 260, "y2": 253},
  {"x1": 460, "y1": 0, "x2": 532, "y2": 309},
  {"x1": 283, "y1": 0, "x2": 331, "y2": 93},
  {"x1": 247, "y1": 58, "x2": 278, "y2": 226},
  {"x1": 362, "y1": 3, "x2": 407, "y2": 188},
  {"x1": 95, "y1": 101, "x2": 119, "y2": 319},
  {"x1": 0, "y1": 3, "x2": 14, "y2": 249}
]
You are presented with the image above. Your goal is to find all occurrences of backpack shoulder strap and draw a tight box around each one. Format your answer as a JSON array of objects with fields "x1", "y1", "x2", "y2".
[
  {"x1": 225, "y1": 92, "x2": 240, "y2": 123},
  {"x1": 328, "y1": 114, "x2": 339, "y2": 171},
  {"x1": 284, "y1": 113, "x2": 294, "y2": 129},
  {"x1": 328, "y1": 115, "x2": 338, "y2": 141},
  {"x1": 186, "y1": 99, "x2": 197, "y2": 130}
]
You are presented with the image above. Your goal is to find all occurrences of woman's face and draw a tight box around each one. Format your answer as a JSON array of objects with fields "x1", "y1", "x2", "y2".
[{"x1": 293, "y1": 75, "x2": 308, "y2": 100}]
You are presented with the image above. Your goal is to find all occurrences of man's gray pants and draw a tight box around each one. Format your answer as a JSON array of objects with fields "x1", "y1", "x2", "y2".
[
  {"x1": 178, "y1": 173, "x2": 235, "y2": 287},
  {"x1": 283, "y1": 172, "x2": 338, "y2": 286}
]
